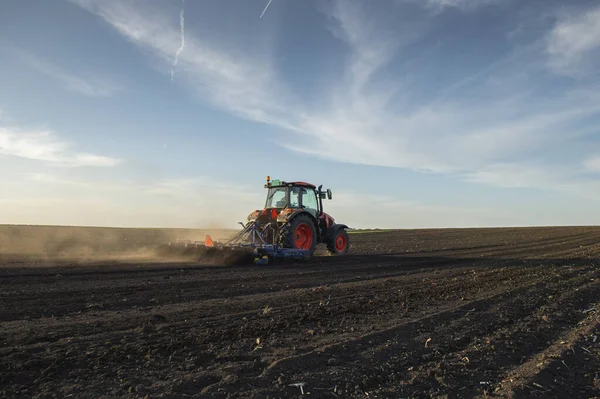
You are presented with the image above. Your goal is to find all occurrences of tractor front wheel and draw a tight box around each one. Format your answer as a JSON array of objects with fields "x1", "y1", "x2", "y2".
[
  {"x1": 279, "y1": 214, "x2": 317, "y2": 256},
  {"x1": 327, "y1": 228, "x2": 349, "y2": 255}
]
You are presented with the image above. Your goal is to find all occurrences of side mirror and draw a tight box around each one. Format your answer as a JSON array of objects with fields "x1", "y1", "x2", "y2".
[{"x1": 327, "y1": 189, "x2": 332, "y2": 200}]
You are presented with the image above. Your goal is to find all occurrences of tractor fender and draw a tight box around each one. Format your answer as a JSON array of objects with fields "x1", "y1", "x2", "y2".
[
  {"x1": 277, "y1": 208, "x2": 313, "y2": 224},
  {"x1": 324, "y1": 223, "x2": 349, "y2": 240},
  {"x1": 277, "y1": 208, "x2": 319, "y2": 233},
  {"x1": 246, "y1": 209, "x2": 261, "y2": 222}
]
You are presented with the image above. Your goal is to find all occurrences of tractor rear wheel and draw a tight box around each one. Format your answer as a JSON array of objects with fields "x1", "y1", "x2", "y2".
[
  {"x1": 327, "y1": 228, "x2": 349, "y2": 255},
  {"x1": 279, "y1": 214, "x2": 317, "y2": 256}
]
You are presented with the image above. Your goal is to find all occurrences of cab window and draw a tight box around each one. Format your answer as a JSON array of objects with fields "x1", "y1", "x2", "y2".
[
  {"x1": 266, "y1": 187, "x2": 287, "y2": 208},
  {"x1": 289, "y1": 187, "x2": 301, "y2": 207},
  {"x1": 302, "y1": 189, "x2": 318, "y2": 212}
]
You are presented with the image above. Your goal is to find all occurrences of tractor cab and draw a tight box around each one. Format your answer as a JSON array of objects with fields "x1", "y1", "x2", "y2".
[
  {"x1": 263, "y1": 177, "x2": 334, "y2": 223},
  {"x1": 243, "y1": 176, "x2": 348, "y2": 256},
  {"x1": 265, "y1": 180, "x2": 324, "y2": 216}
]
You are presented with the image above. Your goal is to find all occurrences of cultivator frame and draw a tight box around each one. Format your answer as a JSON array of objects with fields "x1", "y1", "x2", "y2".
[
  {"x1": 162, "y1": 220, "x2": 310, "y2": 264},
  {"x1": 216, "y1": 219, "x2": 312, "y2": 262}
]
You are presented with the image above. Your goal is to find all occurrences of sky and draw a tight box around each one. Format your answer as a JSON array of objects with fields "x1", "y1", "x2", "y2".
[{"x1": 1, "y1": 0, "x2": 600, "y2": 229}]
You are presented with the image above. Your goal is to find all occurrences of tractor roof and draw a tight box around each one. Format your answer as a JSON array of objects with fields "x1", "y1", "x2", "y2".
[
  {"x1": 266, "y1": 179, "x2": 317, "y2": 190},
  {"x1": 289, "y1": 181, "x2": 317, "y2": 189}
]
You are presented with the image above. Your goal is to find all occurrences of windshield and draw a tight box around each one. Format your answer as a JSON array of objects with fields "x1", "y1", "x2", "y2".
[
  {"x1": 265, "y1": 187, "x2": 287, "y2": 208},
  {"x1": 265, "y1": 186, "x2": 319, "y2": 210}
]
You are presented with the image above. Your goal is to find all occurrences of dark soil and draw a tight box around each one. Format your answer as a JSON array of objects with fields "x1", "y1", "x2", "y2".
[{"x1": 1, "y1": 226, "x2": 599, "y2": 398}]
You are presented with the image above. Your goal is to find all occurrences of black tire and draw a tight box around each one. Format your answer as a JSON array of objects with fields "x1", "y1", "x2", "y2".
[
  {"x1": 327, "y1": 228, "x2": 349, "y2": 255},
  {"x1": 279, "y1": 213, "x2": 317, "y2": 256}
]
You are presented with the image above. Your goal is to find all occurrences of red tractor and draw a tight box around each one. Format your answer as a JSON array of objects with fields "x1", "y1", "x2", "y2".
[
  {"x1": 247, "y1": 176, "x2": 350, "y2": 257},
  {"x1": 161, "y1": 177, "x2": 350, "y2": 263}
]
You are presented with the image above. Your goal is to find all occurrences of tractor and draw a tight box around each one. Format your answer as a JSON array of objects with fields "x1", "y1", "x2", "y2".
[{"x1": 158, "y1": 176, "x2": 349, "y2": 264}]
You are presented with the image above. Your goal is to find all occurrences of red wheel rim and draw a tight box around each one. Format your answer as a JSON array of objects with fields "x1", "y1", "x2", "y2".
[
  {"x1": 335, "y1": 233, "x2": 347, "y2": 252},
  {"x1": 294, "y1": 223, "x2": 313, "y2": 249}
]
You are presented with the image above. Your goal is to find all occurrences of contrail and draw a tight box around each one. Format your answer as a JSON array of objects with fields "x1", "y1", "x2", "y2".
[
  {"x1": 170, "y1": 0, "x2": 185, "y2": 81},
  {"x1": 259, "y1": 0, "x2": 273, "y2": 19}
]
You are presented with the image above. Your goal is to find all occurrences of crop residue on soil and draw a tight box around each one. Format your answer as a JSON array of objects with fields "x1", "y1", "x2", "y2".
[{"x1": 1, "y1": 225, "x2": 599, "y2": 398}]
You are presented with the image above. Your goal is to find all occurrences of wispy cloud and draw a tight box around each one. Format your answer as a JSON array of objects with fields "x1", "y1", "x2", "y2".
[
  {"x1": 329, "y1": 190, "x2": 516, "y2": 228},
  {"x1": 546, "y1": 5, "x2": 600, "y2": 76},
  {"x1": 288, "y1": 0, "x2": 600, "y2": 194},
  {"x1": 68, "y1": 0, "x2": 295, "y2": 128},
  {"x1": 26, "y1": 173, "x2": 261, "y2": 204},
  {"x1": 70, "y1": 0, "x2": 600, "y2": 198},
  {"x1": 12, "y1": 172, "x2": 262, "y2": 228},
  {"x1": 283, "y1": 2, "x2": 600, "y2": 177},
  {"x1": 408, "y1": 0, "x2": 505, "y2": 12},
  {"x1": 0, "y1": 125, "x2": 121, "y2": 167},
  {"x1": 14, "y1": 48, "x2": 124, "y2": 97},
  {"x1": 324, "y1": 0, "x2": 413, "y2": 94},
  {"x1": 259, "y1": 0, "x2": 274, "y2": 19},
  {"x1": 169, "y1": 0, "x2": 185, "y2": 81},
  {"x1": 584, "y1": 156, "x2": 600, "y2": 172}
]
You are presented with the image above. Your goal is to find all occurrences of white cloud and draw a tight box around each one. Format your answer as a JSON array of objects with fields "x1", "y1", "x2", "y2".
[
  {"x1": 68, "y1": 0, "x2": 295, "y2": 128},
  {"x1": 464, "y1": 163, "x2": 566, "y2": 190},
  {"x1": 324, "y1": 0, "x2": 411, "y2": 94},
  {"x1": 283, "y1": 2, "x2": 600, "y2": 184},
  {"x1": 425, "y1": 0, "x2": 499, "y2": 10},
  {"x1": 16, "y1": 50, "x2": 124, "y2": 97},
  {"x1": 546, "y1": 5, "x2": 600, "y2": 75},
  {"x1": 584, "y1": 156, "x2": 600, "y2": 172},
  {"x1": 0, "y1": 126, "x2": 121, "y2": 167},
  {"x1": 69, "y1": 0, "x2": 600, "y2": 201},
  {"x1": 288, "y1": 1, "x2": 600, "y2": 196},
  {"x1": 400, "y1": 0, "x2": 505, "y2": 13}
]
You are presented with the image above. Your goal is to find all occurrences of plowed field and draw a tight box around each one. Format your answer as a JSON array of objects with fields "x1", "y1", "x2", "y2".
[{"x1": 1, "y1": 226, "x2": 600, "y2": 398}]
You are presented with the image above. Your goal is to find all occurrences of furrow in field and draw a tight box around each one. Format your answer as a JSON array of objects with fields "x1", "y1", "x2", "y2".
[
  {"x1": 1, "y1": 261, "x2": 544, "y2": 349},
  {"x1": 494, "y1": 305, "x2": 600, "y2": 398},
  {"x1": 199, "y1": 266, "x2": 600, "y2": 398}
]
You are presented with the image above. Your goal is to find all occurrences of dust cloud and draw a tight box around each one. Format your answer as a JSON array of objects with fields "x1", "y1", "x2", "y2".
[{"x1": 0, "y1": 224, "x2": 237, "y2": 267}]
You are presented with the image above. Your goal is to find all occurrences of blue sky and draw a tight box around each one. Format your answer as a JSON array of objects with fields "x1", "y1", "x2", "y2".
[{"x1": 1, "y1": 0, "x2": 600, "y2": 229}]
